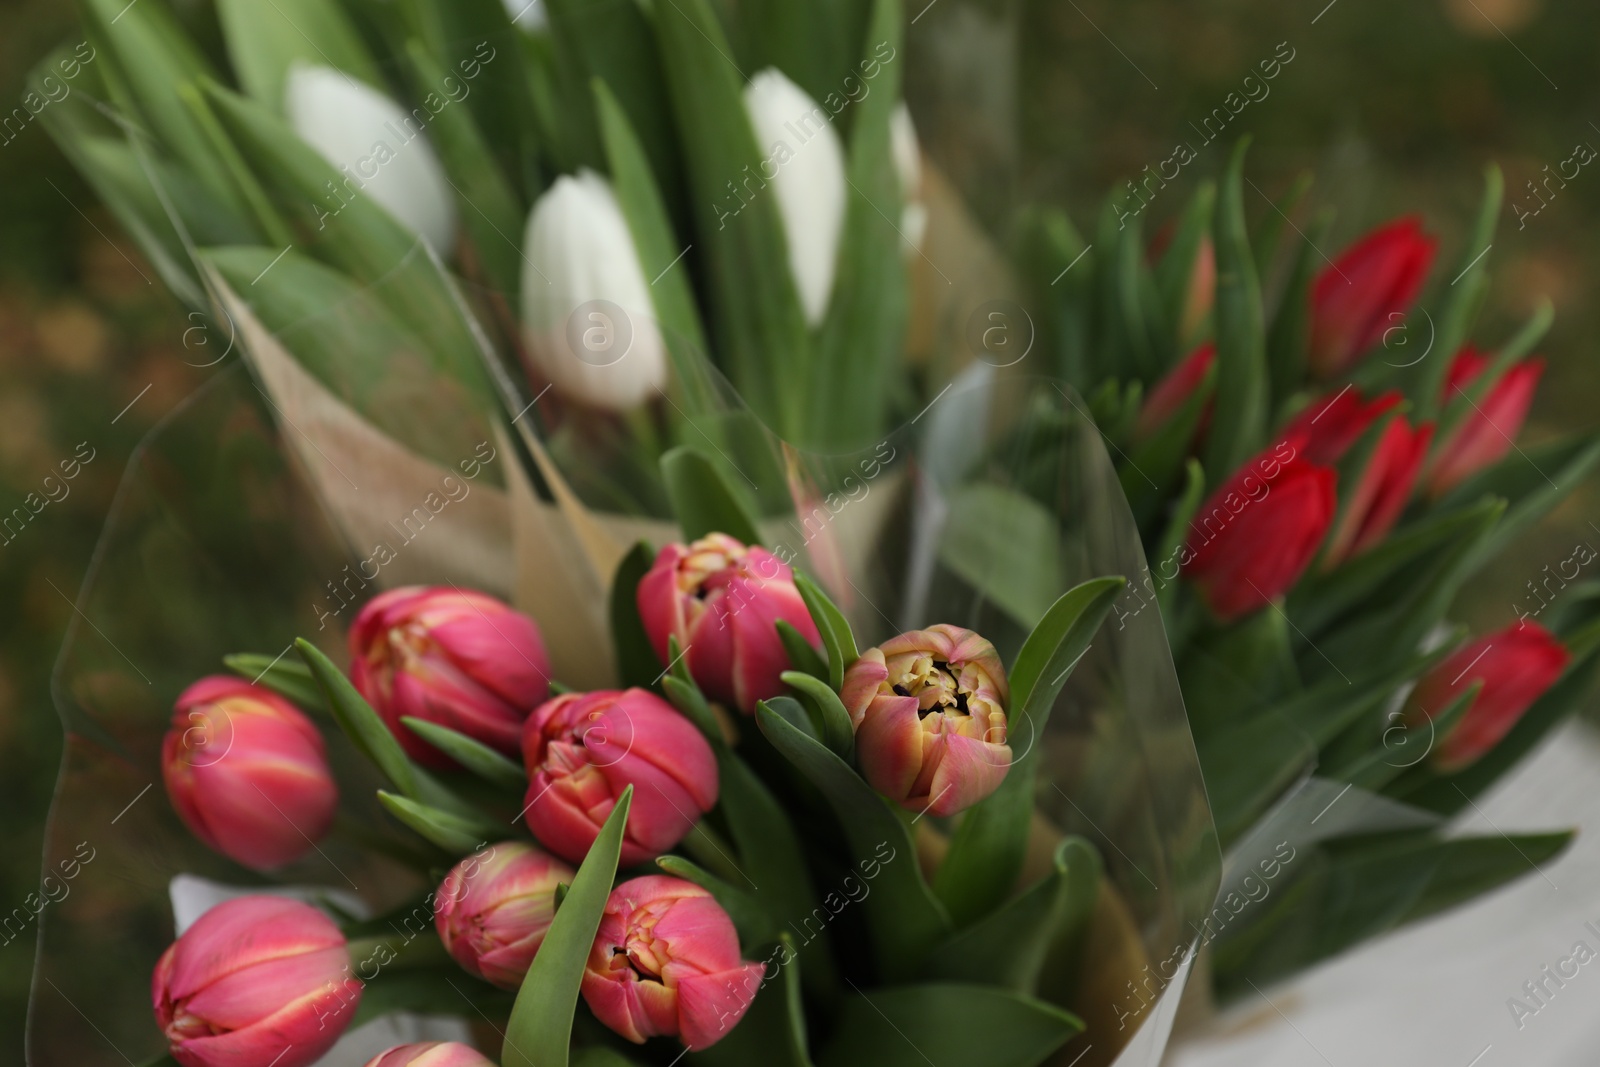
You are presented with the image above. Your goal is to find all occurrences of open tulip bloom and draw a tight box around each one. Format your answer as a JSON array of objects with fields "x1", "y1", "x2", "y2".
[{"x1": 26, "y1": 0, "x2": 1600, "y2": 1059}]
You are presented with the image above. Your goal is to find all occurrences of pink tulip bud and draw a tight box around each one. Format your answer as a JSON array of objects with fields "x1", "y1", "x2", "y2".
[
  {"x1": 162, "y1": 677, "x2": 337, "y2": 871},
  {"x1": 1404, "y1": 622, "x2": 1569, "y2": 772},
  {"x1": 581, "y1": 876, "x2": 765, "y2": 1051},
  {"x1": 1427, "y1": 347, "x2": 1545, "y2": 497},
  {"x1": 350, "y1": 586, "x2": 551, "y2": 767},
  {"x1": 434, "y1": 841, "x2": 574, "y2": 989},
  {"x1": 153, "y1": 896, "x2": 360, "y2": 1067},
  {"x1": 522, "y1": 689, "x2": 718, "y2": 866},
  {"x1": 636, "y1": 533, "x2": 821, "y2": 713},
  {"x1": 842, "y1": 625, "x2": 1012, "y2": 817},
  {"x1": 363, "y1": 1042, "x2": 495, "y2": 1067}
]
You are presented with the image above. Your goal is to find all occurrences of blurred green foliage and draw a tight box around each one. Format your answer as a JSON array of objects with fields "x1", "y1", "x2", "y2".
[{"x1": 1, "y1": 0, "x2": 1597, "y2": 1058}]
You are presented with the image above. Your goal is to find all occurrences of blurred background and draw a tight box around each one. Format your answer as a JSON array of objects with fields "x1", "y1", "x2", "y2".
[{"x1": 0, "y1": 0, "x2": 1595, "y2": 1057}]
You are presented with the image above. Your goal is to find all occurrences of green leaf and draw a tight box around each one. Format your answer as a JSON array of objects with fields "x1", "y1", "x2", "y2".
[
  {"x1": 793, "y1": 571, "x2": 859, "y2": 691},
  {"x1": 781, "y1": 670, "x2": 854, "y2": 758},
  {"x1": 655, "y1": 0, "x2": 810, "y2": 436},
  {"x1": 756, "y1": 701, "x2": 950, "y2": 979},
  {"x1": 1152, "y1": 459, "x2": 1205, "y2": 622},
  {"x1": 224, "y1": 652, "x2": 327, "y2": 711},
  {"x1": 1445, "y1": 433, "x2": 1600, "y2": 572},
  {"x1": 375, "y1": 791, "x2": 497, "y2": 854},
  {"x1": 1265, "y1": 206, "x2": 1333, "y2": 408},
  {"x1": 215, "y1": 0, "x2": 382, "y2": 114},
  {"x1": 1154, "y1": 181, "x2": 1216, "y2": 353},
  {"x1": 1197, "y1": 712, "x2": 1317, "y2": 848},
  {"x1": 610, "y1": 542, "x2": 663, "y2": 689},
  {"x1": 663, "y1": 675, "x2": 721, "y2": 741},
  {"x1": 926, "y1": 838, "x2": 1100, "y2": 992},
  {"x1": 818, "y1": 984, "x2": 1082, "y2": 1067},
  {"x1": 1204, "y1": 138, "x2": 1268, "y2": 480},
  {"x1": 739, "y1": 0, "x2": 870, "y2": 109},
  {"x1": 399, "y1": 718, "x2": 526, "y2": 790},
  {"x1": 937, "y1": 484, "x2": 1065, "y2": 629},
  {"x1": 350, "y1": 966, "x2": 512, "y2": 1029},
  {"x1": 661, "y1": 445, "x2": 765, "y2": 545},
  {"x1": 934, "y1": 579, "x2": 1122, "y2": 925},
  {"x1": 1112, "y1": 209, "x2": 1162, "y2": 382},
  {"x1": 1122, "y1": 361, "x2": 1215, "y2": 528},
  {"x1": 1415, "y1": 165, "x2": 1502, "y2": 417},
  {"x1": 1252, "y1": 171, "x2": 1313, "y2": 293},
  {"x1": 657, "y1": 855, "x2": 777, "y2": 946},
  {"x1": 503, "y1": 787, "x2": 634, "y2": 1067},
  {"x1": 777, "y1": 620, "x2": 830, "y2": 680},
  {"x1": 687, "y1": 934, "x2": 814, "y2": 1067}
]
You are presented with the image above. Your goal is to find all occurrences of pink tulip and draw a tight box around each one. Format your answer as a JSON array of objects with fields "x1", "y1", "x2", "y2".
[
  {"x1": 636, "y1": 533, "x2": 821, "y2": 713},
  {"x1": 842, "y1": 625, "x2": 1012, "y2": 817},
  {"x1": 1404, "y1": 622, "x2": 1569, "y2": 772},
  {"x1": 363, "y1": 1042, "x2": 495, "y2": 1067},
  {"x1": 522, "y1": 689, "x2": 718, "y2": 867},
  {"x1": 1427, "y1": 347, "x2": 1545, "y2": 497},
  {"x1": 1308, "y1": 217, "x2": 1436, "y2": 376},
  {"x1": 350, "y1": 586, "x2": 551, "y2": 767},
  {"x1": 162, "y1": 677, "x2": 337, "y2": 871},
  {"x1": 581, "y1": 876, "x2": 765, "y2": 1051},
  {"x1": 434, "y1": 841, "x2": 573, "y2": 989},
  {"x1": 153, "y1": 896, "x2": 359, "y2": 1067}
]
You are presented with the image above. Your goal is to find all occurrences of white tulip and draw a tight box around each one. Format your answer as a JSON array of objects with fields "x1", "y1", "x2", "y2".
[
  {"x1": 284, "y1": 64, "x2": 458, "y2": 256},
  {"x1": 500, "y1": 0, "x2": 548, "y2": 31},
  {"x1": 521, "y1": 170, "x2": 668, "y2": 412},
  {"x1": 742, "y1": 69, "x2": 846, "y2": 327},
  {"x1": 890, "y1": 103, "x2": 928, "y2": 255}
]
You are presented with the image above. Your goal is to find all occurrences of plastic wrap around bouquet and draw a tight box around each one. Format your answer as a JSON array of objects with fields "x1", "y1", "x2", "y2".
[{"x1": 36, "y1": 356, "x2": 1218, "y2": 1067}]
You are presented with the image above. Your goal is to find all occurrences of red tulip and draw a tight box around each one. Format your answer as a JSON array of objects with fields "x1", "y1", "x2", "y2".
[
  {"x1": 1323, "y1": 417, "x2": 1434, "y2": 566},
  {"x1": 636, "y1": 533, "x2": 821, "y2": 713},
  {"x1": 153, "y1": 896, "x2": 359, "y2": 1067},
  {"x1": 350, "y1": 586, "x2": 551, "y2": 766},
  {"x1": 1404, "y1": 622, "x2": 1569, "y2": 772},
  {"x1": 1280, "y1": 387, "x2": 1402, "y2": 465},
  {"x1": 162, "y1": 678, "x2": 337, "y2": 871},
  {"x1": 842, "y1": 625, "x2": 1012, "y2": 817},
  {"x1": 364, "y1": 1044, "x2": 494, "y2": 1067},
  {"x1": 522, "y1": 689, "x2": 717, "y2": 867},
  {"x1": 1135, "y1": 343, "x2": 1215, "y2": 443},
  {"x1": 581, "y1": 876, "x2": 765, "y2": 1051},
  {"x1": 1308, "y1": 217, "x2": 1436, "y2": 376},
  {"x1": 1427, "y1": 347, "x2": 1545, "y2": 497},
  {"x1": 1183, "y1": 442, "x2": 1337, "y2": 621},
  {"x1": 435, "y1": 841, "x2": 574, "y2": 989}
]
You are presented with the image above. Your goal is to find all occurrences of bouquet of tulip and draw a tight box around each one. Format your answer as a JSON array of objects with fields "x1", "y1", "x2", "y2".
[{"x1": 1013, "y1": 141, "x2": 1600, "y2": 999}]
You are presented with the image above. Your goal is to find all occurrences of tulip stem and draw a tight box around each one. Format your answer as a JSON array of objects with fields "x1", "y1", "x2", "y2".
[{"x1": 345, "y1": 932, "x2": 452, "y2": 973}]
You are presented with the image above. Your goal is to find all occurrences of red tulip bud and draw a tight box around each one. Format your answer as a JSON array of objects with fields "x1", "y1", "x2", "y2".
[
  {"x1": 1183, "y1": 441, "x2": 1337, "y2": 621},
  {"x1": 435, "y1": 841, "x2": 574, "y2": 989},
  {"x1": 350, "y1": 586, "x2": 551, "y2": 766},
  {"x1": 842, "y1": 625, "x2": 1012, "y2": 817},
  {"x1": 636, "y1": 534, "x2": 821, "y2": 714},
  {"x1": 1404, "y1": 622, "x2": 1569, "y2": 772},
  {"x1": 1308, "y1": 217, "x2": 1436, "y2": 376},
  {"x1": 1135, "y1": 343, "x2": 1215, "y2": 443},
  {"x1": 1427, "y1": 347, "x2": 1545, "y2": 497},
  {"x1": 581, "y1": 876, "x2": 765, "y2": 1051},
  {"x1": 522, "y1": 689, "x2": 718, "y2": 866},
  {"x1": 162, "y1": 678, "x2": 337, "y2": 871},
  {"x1": 1323, "y1": 417, "x2": 1434, "y2": 566},
  {"x1": 1280, "y1": 388, "x2": 1402, "y2": 466},
  {"x1": 364, "y1": 1044, "x2": 494, "y2": 1067},
  {"x1": 152, "y1": 896, "x2": 359, "y2": 1067}
]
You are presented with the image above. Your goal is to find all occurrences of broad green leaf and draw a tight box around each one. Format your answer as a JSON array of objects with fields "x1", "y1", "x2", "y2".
[
  {"x1": 224, "y1": 652, "x2": 327, "y2": 712},
  {"x1": 777, "y1": 620, "x2": 830, "y2": 680},
  {"x1": 610, "y1": 541, "x2": 663, "y2": 689},
  {"x1": 793, "y1": 571, "x2": 859, "y2": 690},
  {"x1": 657, "y1": 854, "x2": 777, "y2": 946},
  {"x1": 661, "y1": 445, "x2": 764, "y2": 544},
  {"x1": 1204, "y1": 138, "x2": 1268, "y2": 479},
  {"x1": 818, "y1": 984, "x2": 1082, "y2": 1067},
  {"x1": 756, "y1": 701, "x2": 950, "y2": 979},
  {"x1": 400, "y1": 718, "x2": 526, "y2": 790},
  {"x1": 926, "y1": 838, "x2": 1100, "y2": 992},
  {"x1": 1180, "y1": 608, "x2": 1299, "y2": 732},
  {"x1": 934, "y1": 578, "x2": 1122, "y2": 925},
  {"x1": 739, "y1": 0, "x2": 870, "y2": 110},
  {"x1": 687, "y1": 934, "x2": 814, "y2": 1067},
  {"x1": 937, "y1": 483, "x2": 1065, "y2": 629},
  {"x1": 503, "y1": 787, "x2": 633, "y2": 1067},
  {"x1": 781, "y1": 670, "x2": 854, "y2": 758},
  {"x1": 376, "y1": 790, "x2": 498, "y2": 854},
  {"x1": 215, "y1": 0, "x2": 382, "y2": 114},
  {"x1": 663, "y1": 674, "x2": 721, "y2": 741}
]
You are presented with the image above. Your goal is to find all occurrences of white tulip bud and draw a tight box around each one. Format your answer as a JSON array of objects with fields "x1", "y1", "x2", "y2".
[
  {"x1": 521, "y1": 170, "x2": 668, "y2": 412},
  {"x1": 742, "y1": 69, "x2": 846, "y2": 327},
  {"x1": 890, "y1": 103, "x2": 927, "y2": 255},
  {"x1": 500, "y1": 0, "x2": 548, "y2": 31},
  {"x1": 284, "y1": 64, "x2": 459, "y2": 256}
]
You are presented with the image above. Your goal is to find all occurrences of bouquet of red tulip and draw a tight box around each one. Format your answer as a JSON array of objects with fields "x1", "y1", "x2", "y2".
[{"x1": 1014, "y1": 140, "x2": 1600, "y2": 998}]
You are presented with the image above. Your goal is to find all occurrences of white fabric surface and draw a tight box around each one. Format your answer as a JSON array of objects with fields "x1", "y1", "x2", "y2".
[{"x1": 1166, "y1": 719, "x2": 1600, "y2": 1067}]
